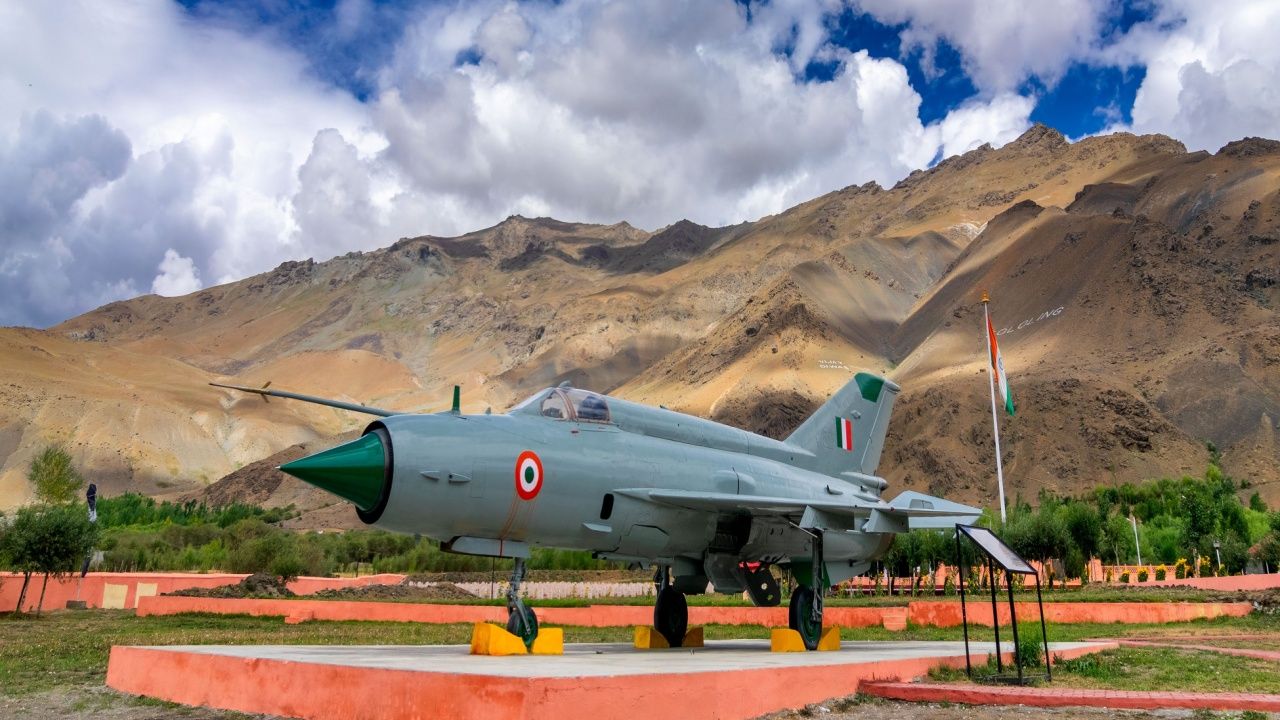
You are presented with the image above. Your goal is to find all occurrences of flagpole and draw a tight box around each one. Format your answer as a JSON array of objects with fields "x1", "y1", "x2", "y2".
[{"x1": 981, "y1": 292, "x2": 1008, "y2": 525}]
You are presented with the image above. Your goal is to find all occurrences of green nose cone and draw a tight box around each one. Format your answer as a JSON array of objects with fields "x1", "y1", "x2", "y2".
[{"x1": 280, "y1": 432, "x2": 386, "y2": 511}]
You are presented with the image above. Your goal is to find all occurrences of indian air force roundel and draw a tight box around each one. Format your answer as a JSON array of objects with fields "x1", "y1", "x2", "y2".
[{"x1": 515, "y1": 450, "x2": 544, "y2": 500}]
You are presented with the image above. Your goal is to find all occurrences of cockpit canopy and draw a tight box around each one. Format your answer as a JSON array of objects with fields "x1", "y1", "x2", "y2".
[{"x1": 536, "y1": 387, "x2": 611, "y2": 423}]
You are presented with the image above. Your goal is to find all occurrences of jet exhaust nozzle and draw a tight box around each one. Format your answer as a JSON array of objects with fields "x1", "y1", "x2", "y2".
[{"x1": 280, "y1": 426, "x2": 392, "y2": 517}]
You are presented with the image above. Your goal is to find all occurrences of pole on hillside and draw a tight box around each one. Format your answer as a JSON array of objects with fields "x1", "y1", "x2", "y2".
[
  {"x1": 1131, "y1": 515, "x2": 1142, "y2": 566},
  {"x1": 981, "y1": 292, "x2": 1008, "y2": 525}
]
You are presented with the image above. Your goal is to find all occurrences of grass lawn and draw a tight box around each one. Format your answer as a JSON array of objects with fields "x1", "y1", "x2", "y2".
[
  {"x1": 1050, "y1": 646, "x2": 1280, "y2": 694},
  {"x1": 2, "y1": 608, "x2": 1276, "y2": 704},
  {"x1": 923, "y1": 612, "x2": 1280, "y2": 695},
  {"x1": 0, "y1": 610, "x2": 774, "y2": 697},
  {"x1": 1126, "y1": 637, "x2": 1280, "y2": 651}
]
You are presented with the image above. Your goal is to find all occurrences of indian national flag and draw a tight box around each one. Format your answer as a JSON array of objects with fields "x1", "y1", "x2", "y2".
[
  {"x1": 835, "y1": 417, "x2": 854, "y2": 451},
  {"x1": 987, "y1": 315, "x2": 1015, "y2": 416}
]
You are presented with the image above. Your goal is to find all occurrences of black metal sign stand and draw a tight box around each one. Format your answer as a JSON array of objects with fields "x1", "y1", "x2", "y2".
[{"x1": 955, "y1": 524, "x2": 1050, "y2": 684}]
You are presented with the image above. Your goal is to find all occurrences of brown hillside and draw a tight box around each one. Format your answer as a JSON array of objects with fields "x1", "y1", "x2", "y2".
[{"x1": 2, "y1": 125, "x2": 1276, "y2": 522}]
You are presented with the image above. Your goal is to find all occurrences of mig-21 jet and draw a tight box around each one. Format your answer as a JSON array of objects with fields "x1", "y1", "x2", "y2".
[{"x1": 213, "y1": 372, "x2": 980, "y2": 650}]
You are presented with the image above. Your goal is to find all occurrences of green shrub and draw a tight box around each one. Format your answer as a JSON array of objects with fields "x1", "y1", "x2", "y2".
[
  {"x1": 27, "y1": 445, "x2": 84, "y2": 504},
  {"x1": 1016, "y1": 635, "x2": 1044, "y2": 669}
]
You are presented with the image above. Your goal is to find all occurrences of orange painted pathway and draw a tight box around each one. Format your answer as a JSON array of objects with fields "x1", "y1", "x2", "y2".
[{"x1": 861, "y1": 681, "x2": 1280, "y2": 712}]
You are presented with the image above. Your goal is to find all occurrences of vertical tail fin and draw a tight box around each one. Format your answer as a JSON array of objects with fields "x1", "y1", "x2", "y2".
[{"x1": 785, "y1": 372, "x2": 899, "y2": 477}]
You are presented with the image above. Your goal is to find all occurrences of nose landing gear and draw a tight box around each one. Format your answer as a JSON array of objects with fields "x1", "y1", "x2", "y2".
[{"x1": 505, "y1": 558, "x2": 538, "y2": 649}]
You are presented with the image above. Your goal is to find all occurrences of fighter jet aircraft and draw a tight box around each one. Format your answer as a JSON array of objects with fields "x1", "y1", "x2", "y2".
[{"x1": 213, "y1": 372, "x2": 979, "y2": 650}]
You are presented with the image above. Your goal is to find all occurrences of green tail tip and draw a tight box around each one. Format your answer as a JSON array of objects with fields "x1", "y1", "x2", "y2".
[{"x1": 452, "y1": 385, "x2": 460, "y2": 414}]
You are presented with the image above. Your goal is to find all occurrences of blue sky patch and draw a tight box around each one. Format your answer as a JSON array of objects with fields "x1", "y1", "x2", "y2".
[
  {"x1": 1028, "y1": 64, "x2": 1147, "y2": 139},
  {"x1": 176, "y1": 0, "x2": 416, "y2": 101}
]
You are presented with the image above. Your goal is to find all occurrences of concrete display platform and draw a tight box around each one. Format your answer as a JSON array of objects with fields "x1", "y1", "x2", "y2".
[{"x1": 107, "y1": 639, "x2": 1112, "y2": 720}]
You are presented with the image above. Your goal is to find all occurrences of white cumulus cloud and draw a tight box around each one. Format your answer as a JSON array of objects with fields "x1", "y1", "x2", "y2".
[
  {"x1": 368, "y1": 0, "x2": 1034, "y2": 230},
  {"x1": 151, "y1": 249, "x2": 202, "y2": 296},
  {"x1": 929, "y1": 93, "x2": 1038, "y2": 159},
  {"x1": 0, "y1": 0, "x2": 1049, "y2": 328},
  {"x1": 854, "y1": 0, "x2": 1113, "y2": 93},
  {"x1": 1102, "y1": 0, "x2": 1280, "y2": 151},
  {"x1": 0, "y1": 0, "x2": 375, "y2": 326}
]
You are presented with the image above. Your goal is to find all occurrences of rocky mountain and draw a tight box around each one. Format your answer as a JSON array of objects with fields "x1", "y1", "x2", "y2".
[{"x1": 2, "y1": 125, "x2": 1276, "y2": 525}]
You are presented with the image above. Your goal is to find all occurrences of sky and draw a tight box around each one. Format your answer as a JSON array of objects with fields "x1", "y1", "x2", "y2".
[{"x1": 2, "y1": 0, "x2": 1279, "y2": 328}]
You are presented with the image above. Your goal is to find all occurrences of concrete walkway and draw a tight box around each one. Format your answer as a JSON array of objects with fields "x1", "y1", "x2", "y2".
[{"x1": 861, "y1": 681, "x2": 1280, "y2": 712}]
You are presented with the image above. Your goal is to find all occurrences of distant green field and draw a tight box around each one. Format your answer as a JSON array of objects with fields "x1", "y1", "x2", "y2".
[{"x1": 267, "y1": 583, "x2": 1238, "y2": 606}]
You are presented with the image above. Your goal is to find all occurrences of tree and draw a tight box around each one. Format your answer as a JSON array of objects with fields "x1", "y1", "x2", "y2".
[
  {"x1": 1249, "y1": 493, "x2": 1267, "y2": 513},
  {"x1": 1062, "y1": 502, "x2": 1102, "y2": 562},
  {"x1": 1100, "y1": 513, "x2": 1135, "y2": 565},
  {"x1": 881, "y1": 535, "x2": 910, "y2": 595},
  {"x1": 1218, "y1": 532, "x2": 1249, "y2": 574},
  {"x1": 1005, "y1": 503, "x2": 1068, "y2": 566},
  {"x1": 3, "y1": 508, "x2": 40, "y2": 612},
  {"x1": 3, "y1": 505, "x2": 97, "y2": 614},
  {"x1": 27, "y1": 445, "x2": 84, "y2": 505},
  {"x1": 1255, "y1": 531, "x2": 1280, "y2": 574}
]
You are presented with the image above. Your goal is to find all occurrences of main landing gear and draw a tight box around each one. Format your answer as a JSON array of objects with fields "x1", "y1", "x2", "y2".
[
  {"x1": 505, "y1": 558, "x2": 538, "y2": 649},
  {"x1": 653, "y1": 565, "x2": 688, "y2": 647},
  {"x1": 788, "y1": 531, "x2": 824, "y2": 651}
]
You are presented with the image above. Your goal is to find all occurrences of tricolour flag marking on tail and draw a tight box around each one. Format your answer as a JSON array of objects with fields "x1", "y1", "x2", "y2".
[
  {"x1": 986, "y1": 315, "x2": 1015, "y2": 416},
  {"x1": 835, "y1": 417, "x2": 854, "y2": 451}
]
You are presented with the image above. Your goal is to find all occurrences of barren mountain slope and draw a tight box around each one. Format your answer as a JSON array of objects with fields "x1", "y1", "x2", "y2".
[
  {"x1": 882, "y1": 137, "x2": 1280, "y2": 503},
  {"x1": 1, "y1": 126, "x2": 1276, "y2": 516},
  {"x1": 616, "y1": 129, "x2": 1190, "y2": 404}
]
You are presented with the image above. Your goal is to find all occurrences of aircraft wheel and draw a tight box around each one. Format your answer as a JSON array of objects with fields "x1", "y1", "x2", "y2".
[
  {"x1": 506, "y1": 601, "x2": 539, "y2": 649},
  {"x1": 788, "y1": 586, "x2": 822, "y2": 651},
  {"x1": 653, "y1": 585, "x2": 688, "y2": 647}
]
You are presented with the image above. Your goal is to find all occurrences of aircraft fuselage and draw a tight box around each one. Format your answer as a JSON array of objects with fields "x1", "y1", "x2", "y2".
[{"x1": 362, "y1": 408, "x2": 890, "y2": 589}]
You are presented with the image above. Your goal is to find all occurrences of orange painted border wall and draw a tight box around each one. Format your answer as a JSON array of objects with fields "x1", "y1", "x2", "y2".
[
  {"x1": 136, "y1": 595, "x2": 1250, "y2": 628},
  {"x1": 0, "y1": 572, "x2": 406, "y2": 613},
  {"x1": 135, "y1": 597, "x2": 905, "y2": 629},
  {"x1": 105, "y1": 643, "x2": 1112, "y2": 720},
  {"x1": 905, "y1": 600, "x2": 1253, "y2": 627}
]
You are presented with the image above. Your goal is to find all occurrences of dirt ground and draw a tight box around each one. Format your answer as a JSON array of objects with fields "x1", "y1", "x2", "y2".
[
  {"x1": 0, "y1": 686, "x2": 267, "y2": 719},
  {"x1": 167, "y1": 574, "x2": 479, "y2": 602},
  {"x1": 167, "y1": 574, "x2": 296, "y2": 599},
  {"x1": 758, "y1": 697, "x2": 1269, "y2": 720},
  {"x1": 309, "y1": 582, "x2": 476, "y2": 601},
  {"x1": 3, "y1": 689, "x2": 1260, "y2": 720}
]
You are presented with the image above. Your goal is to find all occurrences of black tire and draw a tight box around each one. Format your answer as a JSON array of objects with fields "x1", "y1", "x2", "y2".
[
  {"x1": 788, "y1": 586, "x2": 821, "y2": 651},
  {"x1": 506, "y1": 603, "x2": 539, "y2": 649},
  {"x1": 654, "y1": 585, "x2": 688, "y2": 647}
]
